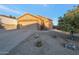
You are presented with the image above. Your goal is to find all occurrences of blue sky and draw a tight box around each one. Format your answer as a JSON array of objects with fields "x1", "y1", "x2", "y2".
[{"x1": 0, "y1": 4, "x2": 78, "y2": 25}]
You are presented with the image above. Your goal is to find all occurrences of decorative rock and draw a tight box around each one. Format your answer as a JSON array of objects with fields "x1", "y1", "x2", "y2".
[
  {"x1": 35, "y1": 41, "x2": 43, "y2": 47},
  {"x1": 64, "y1": 43, "x2": 79, "y2": 50},
  {"x1": 34, "y1": 33, "x2": 39, "y2": 39},
  {"x1": 52, "y1": 35, "x2": 57, "y2": 38}
]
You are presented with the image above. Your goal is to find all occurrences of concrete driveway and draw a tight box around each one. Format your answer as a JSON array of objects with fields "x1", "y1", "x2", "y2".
[
  {"x1": 0, "y1": 29, "x2": 79, "y2": 55},
  {"x1": 0, "y1": 29, "x2": 36, "y2": 54},
  {"x1": 9, "y1": 31, "x2": 78, "y2": 55}
]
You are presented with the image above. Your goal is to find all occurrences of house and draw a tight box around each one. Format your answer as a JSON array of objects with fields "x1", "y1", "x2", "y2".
[
  {"x1": 17, "y1": 13, "x2": 53, "y2": 30},
  {"x1": 0, "y1": 15, "x2": 17, "y2": 30},
  {"x1": 36, "y1": 15, "x2": 53, "y2": 30},
  {"x1": 17, "y1": 13, "x2": 42, "y2": 30}
]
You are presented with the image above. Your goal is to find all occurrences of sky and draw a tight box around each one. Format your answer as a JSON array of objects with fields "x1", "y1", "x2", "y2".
[{"x1": 0, "y1": 4, "x2": 78, "y2": 25}]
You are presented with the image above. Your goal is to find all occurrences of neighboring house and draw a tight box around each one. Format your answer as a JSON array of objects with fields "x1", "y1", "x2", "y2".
[
  {"x1": 18, "y1": 13, "x2": 53, "y2": 30},
  {"x1": 0, "y1": 15, "x2": 17, "y2": 30}
]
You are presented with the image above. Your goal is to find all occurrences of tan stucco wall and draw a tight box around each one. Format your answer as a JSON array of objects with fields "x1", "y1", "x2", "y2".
[
  {"x1": 18, "y1": 13, "x2": 53, "y2": 30},
  {"x1": 0, "y1": 16, "x2": 17, "y2": 30},
  {"x1": 36, "y1": 16, "x2": 53, "y2": 29},
  {"x1": 1, "y1": 24, "x2": 17, "y2": 30},
  {"x1": 18, "y1": 14, "x2": 42, "y2": 29},
  {"x1": 18, "y1": 20, "x2": 38, "y2": 26}
]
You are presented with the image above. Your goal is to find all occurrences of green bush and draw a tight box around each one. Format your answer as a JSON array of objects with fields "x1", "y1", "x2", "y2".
[{"x1": 58, "y1": 6, "x2": 79, "y2": 33}]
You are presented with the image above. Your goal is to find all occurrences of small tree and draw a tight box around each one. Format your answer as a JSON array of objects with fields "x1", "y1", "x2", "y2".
[
  {"x1": 58, "y1": 5, "x2": 79, "y2": 33},
  {"x1": 0, "y1": 19, "x2": 4, "y2": 29},
  {"x1": 9, "y1": 15, "x2": 16, "y2": 19}
]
